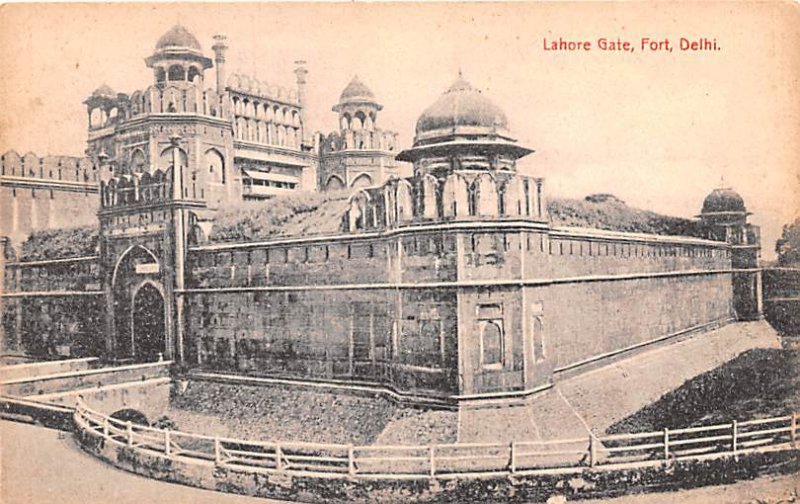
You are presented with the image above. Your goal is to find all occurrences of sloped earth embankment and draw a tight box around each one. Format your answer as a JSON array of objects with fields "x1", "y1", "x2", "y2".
[
  {"x1": 608, "y1": 346, "x2": 800, "y2": 434},
  {"x1": 166, "y1": 380, "x2": 458, "y2": 445},
  {"x1": 557, "y1": 321, "x2": 782, "y2": 436}
]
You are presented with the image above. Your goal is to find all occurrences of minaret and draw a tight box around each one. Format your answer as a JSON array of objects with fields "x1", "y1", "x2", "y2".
[
  {"x1": 294, "y1": 60, "x2": 308, "y2": 142},
  {"x1": 212, "y1": 35, "x2": 229, "y2": 94}
]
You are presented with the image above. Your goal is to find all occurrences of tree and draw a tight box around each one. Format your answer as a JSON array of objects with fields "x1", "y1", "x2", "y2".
[{"x1": 775, "y1": 217, "x2": 800, "y2": 266}]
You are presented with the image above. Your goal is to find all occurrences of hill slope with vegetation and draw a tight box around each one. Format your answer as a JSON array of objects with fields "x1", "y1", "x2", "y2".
[
  {"x1": 548, "y1": 194, "x2": 703, "y2": 237},
  {"x1": 607, "y1": 347, "x2": 800, "y2": 434},
  {"x1": 13, "y1": 192, "x2": 708, "y2": 255}
]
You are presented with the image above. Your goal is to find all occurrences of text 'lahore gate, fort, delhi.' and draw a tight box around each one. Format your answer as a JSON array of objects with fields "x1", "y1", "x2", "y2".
[{"x1": 0, "y1": 25, "x2": 762, "y2": 405}]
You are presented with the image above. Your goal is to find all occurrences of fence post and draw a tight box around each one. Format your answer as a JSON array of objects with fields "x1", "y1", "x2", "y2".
[
  {"x1": 663, "y1": 428, "x2": 670, "y2": 462},
  {"x1": 429, "y1": 445, "x2": 436, "y2": 477},
  {"x1": 275, "y1": 442, "x2": 282, "y2": 471},
  {"x1": 103, "y1": 417, "x2": 109, "y2": 438},
  {"x1": 589, "y1": 435, "x2": 597, "y2": 467},
  {"x1": 127, "y1": 421, "x2": 133, "y2": 447},
  {"x1": 792, "y1": 412, "x2": 797, "y2": 447},
  {"x1": 214, "y1": 437, "x2": 221, "y2": 464},
  {"x1": 164, "y1": 430, "x2": 171, "y2": 457},
  {"x1": 348, "y1": 445, "x2": 355, "y2": 476},
  {"x1": 510, "y1": 441, "x2": 516, "y2": 473},
  {"x1": 732, "y1": 421, "x2": 738, "y2": 461}
]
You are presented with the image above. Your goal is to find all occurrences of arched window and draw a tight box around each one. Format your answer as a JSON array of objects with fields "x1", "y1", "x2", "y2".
[
  {"x1": 421, "y1": 176, "x2": 438, "y2": 219},
  {"x1": 187, "y1": 66, "x2": 202, "y2": 83},
  {"x1": 130, "y1": 150, "x2": 146, "y2": 174},
  {"x1": 353, "y1": 111, "x2": 365, "y2": 130},
  {"x1": 475, "y1": 174, "x2": 498, "y2": 216},
  {"x1": 443, "y1": 173, "x2": 469, "y2": 218},
  {"x1": 168, "y1": 64, "x2": 186, "y2": 82},
  {"x1": 395, "y1": 180, "x2": 413, "y2": 222},
  {"x1": 89, "y1": 108, "x2": 103, "y2": 128},
  {"x1": 155, "y1": 67, "x2": 166, "y2": 83}
]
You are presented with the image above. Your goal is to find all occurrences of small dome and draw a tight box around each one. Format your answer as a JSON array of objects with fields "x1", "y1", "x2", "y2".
[
  {"x1": 156, "y1": 25, "x2": 202, "y2": 51},
  {"x1": 339, "y1": 75, "x2": 376, "y2": 103},
  {"x1": 702, "y1": 188, "x2": 746, "y2": 213},
  {"x1": 416, "y1": 75, "x2": 508, "y2": 136},
  {"x1": 92, "y1": 84, "x2": 116, "y2": 99}
]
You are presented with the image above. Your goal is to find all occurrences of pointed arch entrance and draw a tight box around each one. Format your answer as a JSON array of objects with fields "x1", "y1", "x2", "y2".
[
  {"x1": 111, "y1": 245, "x2": 171, "y2": 362},
  {"x1": 132, "y1": 283, "x2": 166, "y2": 361}
]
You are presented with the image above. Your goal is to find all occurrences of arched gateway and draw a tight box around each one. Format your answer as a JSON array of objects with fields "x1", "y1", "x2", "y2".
[{"x1": 111, "y1": 245, "x2": 169, "y2": 362}]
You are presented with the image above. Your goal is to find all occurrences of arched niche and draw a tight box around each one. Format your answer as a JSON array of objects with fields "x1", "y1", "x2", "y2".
[
  {"x1": 205, "y1": 148, "x2": 225, "y2": 184},
  {"x1": 443, "y1": 173, "x2": 469, "y2": 218},
  {"x1": 325, "y1": 174, "x2": 346, "y2": 192},
  {"x1": 350, "y1": 173, "x2": 373, "y2": 189}
]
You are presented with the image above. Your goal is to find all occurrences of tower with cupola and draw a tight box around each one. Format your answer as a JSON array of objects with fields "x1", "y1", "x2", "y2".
[
  {"x1": 699, "y1": 186, "x2": 762, "y2": 320},
  {"x1": 317, "y1": 76, "x2": 399, "y2": 191},
  {"x1": 395, "y1": 73, "x2": 543, "y2": 222},
  {"x1": 87, "y1": 25, "x2": 236, "y2": 363}
]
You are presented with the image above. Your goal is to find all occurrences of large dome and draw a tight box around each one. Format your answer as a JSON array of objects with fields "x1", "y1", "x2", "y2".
[
  {"x1": 416, "y1": 76, "x2": 509, "y2": 136},
  {"x1": 702, "y1": 188, "x2": 746, "y2": 213},
  {"x1": 155, "y1": 25, "x2": 202, "y2": 51}
]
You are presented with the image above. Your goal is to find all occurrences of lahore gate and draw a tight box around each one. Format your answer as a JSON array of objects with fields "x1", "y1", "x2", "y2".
[{"x1": 1, "y1": 25, "x2": 764, "y2": 405}]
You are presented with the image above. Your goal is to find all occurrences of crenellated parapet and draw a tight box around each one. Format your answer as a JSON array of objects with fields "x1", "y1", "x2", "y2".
[
  {"x1": 100, "y1": 169, "x2": 173, "y2": 208},
  {"x1": 227, "y1": 73, "x2": 300, "y2": 104},
  {"x1": 129, "y1": 85, "x2": 227, "y2": 119},
  {"x1": 0, "y1": 151, "x2": 97, "y2": 186},
  {"x1": 318, "y1": 129, "x2": 398, "y2": 154},
  {"x1": 86, "y1": 84, "x2": 229, "y2": 133}
]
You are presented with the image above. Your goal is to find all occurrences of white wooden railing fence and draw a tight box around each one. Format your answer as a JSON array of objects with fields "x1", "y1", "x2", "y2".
[{"x1": 75, "y1": 400, "x2": 799, "y2": 478}]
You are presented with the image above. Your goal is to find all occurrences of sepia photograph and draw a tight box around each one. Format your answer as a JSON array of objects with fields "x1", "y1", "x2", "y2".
[{"x1": 0, "y1": 2, "x2": 799, "y2": 503}]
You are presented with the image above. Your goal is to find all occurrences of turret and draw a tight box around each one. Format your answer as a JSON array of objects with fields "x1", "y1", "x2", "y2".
[
  {"x1": 145, "y1": 25, "x2": 213, "y2": 87},
  {"x1": 333, "y1": 75, "x2": 383, "y2": 133},
  {"x1": 212, "y1": 35, "x2": 229, "y2": 94},
  {"x1": 699, "y1": 186, "x2": 762, "y2": 320}
]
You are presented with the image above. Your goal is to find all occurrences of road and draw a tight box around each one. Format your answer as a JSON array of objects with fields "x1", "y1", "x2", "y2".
[
  {"x1": 2, "y1": 419, "x2": 796, "y2": 504},
  {"x1": 0, "y1": 420, "x2": 281, "y2": 504}
]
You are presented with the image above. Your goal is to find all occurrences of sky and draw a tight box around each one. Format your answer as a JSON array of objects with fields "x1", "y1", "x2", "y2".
[{"x1": 1, "y1": 2, "x2": 798, "y2": 258}]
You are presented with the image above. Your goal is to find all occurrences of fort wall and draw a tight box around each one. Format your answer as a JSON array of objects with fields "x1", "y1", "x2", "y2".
[
  {"x1": 2, "y1": 256, "x2": 104, "y2": 357},
  {"x1": 0, "y1": 152, "x2": 99, "y2": 246},
  {"x1": 180, "y1": 223, "x2": 734, "y2": 399}
]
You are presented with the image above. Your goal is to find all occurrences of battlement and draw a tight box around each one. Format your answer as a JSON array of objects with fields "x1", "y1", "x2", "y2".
[
  {"x1": 86, "y1": 84, "x2": 229, "y2": 134},
  {"x1": 0, "y1": 151, "x2": 97, "y2": 185},
  {"x1": 227, "y1": 73, "x2": 299, "y2": 105},
  {"x1": 318, "y1": 129, "x2": 398, "y2": 154}
]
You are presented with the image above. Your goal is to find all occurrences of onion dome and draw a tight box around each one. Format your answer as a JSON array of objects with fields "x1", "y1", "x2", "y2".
[
  {"x1": 701, "y1": 188, "x2": 746, "y2": 214},
  {"x1": 156, "y1": 24, "x2": 202, "y2": 52},
  {"x1": 415, "y1": 75, "x2": 509, "y2": 139}
]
